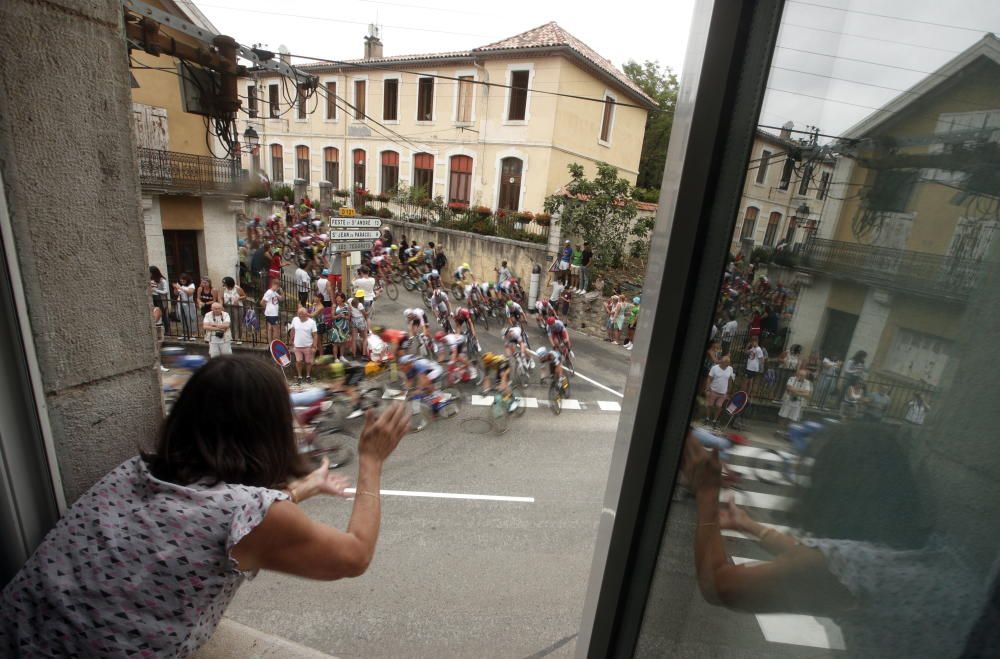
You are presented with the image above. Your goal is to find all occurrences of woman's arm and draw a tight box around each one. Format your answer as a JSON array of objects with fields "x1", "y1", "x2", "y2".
[{"x1": 232, "y1": 404, "x2": 409, "y2": 580}]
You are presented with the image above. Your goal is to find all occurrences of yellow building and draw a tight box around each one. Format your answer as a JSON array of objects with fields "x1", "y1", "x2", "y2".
[
  {"x1": 129, "y1": 0, "x2": 245, "y2": 288},
  {"x1": 790, "y1": 34, "x2": 1000, "y2": 388},
  {"x1": 238, "y1": 23, "x2": 654, "y2": 215},
  {"x1": 733, "y1": 126, "x2": 836, "y2": 253}
]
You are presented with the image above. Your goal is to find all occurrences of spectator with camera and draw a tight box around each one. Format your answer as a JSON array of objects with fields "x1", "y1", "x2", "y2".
[
  {"x1": 778, "y1": 367, "x2": 812, "y2": 433},
  {"x1": 203, "y1": 302, "x2": 232, "y2": 358}
]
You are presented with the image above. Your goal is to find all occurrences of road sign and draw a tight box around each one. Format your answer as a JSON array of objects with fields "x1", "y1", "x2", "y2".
[
  {"x1": 269, "y1": 340, "x2": 291, "y2": 368},
  {"x1": 338, "y1": 207, "x2": 356, "y2": 217},
  {"x1": 328, "y1": 241, "x2": 375, "y2": 252},
  {"x1": 329, "y1": 229, "x2": 381, "y2": 240},
  {"x1": 328, "y1": 217, "x2": 382, "y2": 228}
]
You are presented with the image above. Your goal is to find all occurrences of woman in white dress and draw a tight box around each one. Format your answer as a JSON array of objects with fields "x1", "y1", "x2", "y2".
[{"x1": 778, "y1": 367, "x2": 812, "y2": 430}]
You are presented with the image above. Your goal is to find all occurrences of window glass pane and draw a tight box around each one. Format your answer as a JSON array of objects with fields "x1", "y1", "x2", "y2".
[
  {"x1": 268, "y1": 84, "x2": 279, "y2": 118},
  {"x1": 508, "y1": 70, "x2": 529, "y2": 120},
  {"x1": 354, "y1": 80, "x2": 366, "y2": 119},
  {"x1": 417, "y1": 78, "x2": 434, "y2": 121},
  {"x1": 457, "y1": 76, "x2": 474, "y2": 122},
  {"x1": 600, "y1": 96, "x2": 614, "y2": 142},
  {"x1": 247, "y1": 85, "x2": 257, "y2": 118},
  {"x1": 638, "y1": 3, "x2": 1000, "y2": 658},
  {"x1": 383, "y1": 79, "x2": 398, "y2": 121},
  {"x1": 326, "y1": 81, "x2": 337, "y2": 120}
]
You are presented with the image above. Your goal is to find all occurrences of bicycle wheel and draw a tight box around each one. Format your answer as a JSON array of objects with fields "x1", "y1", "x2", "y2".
[
  {"x1": 477, "y1": 308, "x2": 490, "y2": 331},
  {"x1": 562, "y1": 349, "x2": 576, "y2": 379},
  {"x1": 408, "y1": 399, "x2": 433, "y2": 433},
  {"x1": 302, "y1": 431, "x2": 356, "y2": 470},
  {"x1": 752, "y1": 448, "x2": 795, "y2": 485},
  {"x1": 385, "y1": 281, "x2": 398, "y2": 300},
  {"x1": 402, "y1": 276, "x2": 416, "y2": 292},
  {"x1": 422, "y1": 293, "x2": 432, "y2": 309},
  {"x1": 391, "y1": 269, "x2": 403, "y2": 284},
  {"x1": 451, "y1": 282, "x2": 465, "y2": 301},
  {"x1": 491, "y1": 394, "x2": 510, "y2": 435},
  {"x1": 548, "y1": 381, "x2": 562, "y2": 415},
  {"x1": 511, "y1": 383, "x2": 527, "y2": 418}
]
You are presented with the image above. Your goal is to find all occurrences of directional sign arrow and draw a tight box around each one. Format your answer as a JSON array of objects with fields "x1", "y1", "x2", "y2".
[
  {"x1": 328, "y1": 241, "x2": 376, "y2": 252},
  {"x1": 328, "y1": 217, "x2": 382, "y2": 229},
  {"x1": 328, "y1": 229, "x2": 381, "y2": 240}
]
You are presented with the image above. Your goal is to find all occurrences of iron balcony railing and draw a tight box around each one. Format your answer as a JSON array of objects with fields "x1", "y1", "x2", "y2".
[
  {"x1": 798, "y1": 237, "x2": 983, "y2": 301},
  {"x1": 138, "y1": 147, "x2": 245, "y2": 193}
]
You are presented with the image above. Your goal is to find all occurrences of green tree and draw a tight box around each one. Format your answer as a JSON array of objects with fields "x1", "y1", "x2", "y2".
[
  {"x1": 544, "y1": 162, "x2": 640, "y2": 267},
  {"x1": 623, "y1": 59, "x2": 679, "y2": 195}
]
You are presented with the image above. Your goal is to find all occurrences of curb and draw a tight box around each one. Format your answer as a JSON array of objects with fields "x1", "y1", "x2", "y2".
[{"x1": 192, "y1": 618, "x2": 335, "y2": 658}]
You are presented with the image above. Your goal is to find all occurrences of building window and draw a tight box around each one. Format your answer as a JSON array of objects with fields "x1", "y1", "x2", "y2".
[
  {"x1": 816, "y1": 171, "x2": 831, "y2": 199},
  {"x1": 354, "y1": 80, "x2": 366, "y2": 119},
  {"x1": 296, "y1": 86, "x2": 307, "y2": 120},
  {"x1": 885, "y1": 328, "x2": 953, "y2": 387},
  {"x1": 383, "y1": 79, "x2": 399, "y2": 121},
  {"x1": 268, "y1": 83, "x2": 279, "y2": 118},
  {"x1": 323, "y1": 147, "x2": 339, "y2": 185},
  {"x1": 763, "y1": 211, "x2": 782, "y2": 247},
  {"x1": 270, "y1": 144, "x2": 283, "y2": 182},
  {"x1": 740, "y1": 206, "x2": 759, "y2": 240},
  {"x1": 353, "y1": 149, "x2": 366, "y2": 190},
  {"x1": 457, "y1": 76, "x2": 474, "y2": 122},
  {"x1": 413, "y1": 153, "x2": 434, "y2": 199},
  {"x1": 417, "y1": 78, "x2": 434, "y2": 121},
  {"x1": 778, "y1": 158, "x2": 794, "y2": 190},
  {"x1": 600, "y1": 95, "x2": 615, "y2": 143},
  {"x1": 295, "y1": 145, "x2": 309, "y2": 182},
  {"x1": 798, "y1": 163, "x2": 814, "y2": 195},
  {"x1": 785, "y1": 216, "x2": 797, "y2": 243},
  {"x1": 755, "y1": 150, "x2": 771, "y2": 184},
  {"x1": 448, "y1": 155, "x2": 472, "y2": 205},
  {"x1": 507, "y1": 70, "x2": 530, "y2": 121},
  {"x1": 380, "y1": 151, "x2": 399, "y2": 194},
  {"x1": 498, "y1": 157, "x2": 523, "y2": 211},
  {"x1": 247, "y1": 85, "x2": 257, "y2": 118},
  {"x1": 325, "y1": 81, "x2": 337, "y2": 120}
]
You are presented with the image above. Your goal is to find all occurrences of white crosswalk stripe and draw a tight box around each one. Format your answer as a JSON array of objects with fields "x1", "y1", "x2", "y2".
[{"x1": 386, "y1": 390, "x2": 620, "y2": 412}]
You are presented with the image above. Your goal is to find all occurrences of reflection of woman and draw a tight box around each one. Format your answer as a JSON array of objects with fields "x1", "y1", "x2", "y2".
[
  {"x1": 684, "y1": 423, "x2": 983, "y2": 658},
  {"x1": 149, "y1": 266, "x2": 170, "y2": 334},
  {"x1": 172, "y1": 274, "x2": 196, "y2": 341},
  {"x1": 221, "y1": 277, "x2": 246, "y2": 344},
  {"x1": 841, "y1": 381, "x2": 865, "y2": 420}
]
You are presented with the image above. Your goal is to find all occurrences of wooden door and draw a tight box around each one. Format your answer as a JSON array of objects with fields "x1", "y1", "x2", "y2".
[
  {"x1": 498, "y1": 157, "x2": 522, "y2": 211},
  {"x1": 163, "y1": 230, "x2": 200, "y2": 285}
]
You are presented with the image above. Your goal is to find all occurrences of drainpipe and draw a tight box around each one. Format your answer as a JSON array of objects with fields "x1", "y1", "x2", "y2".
[{"x1": 474, "y1": 60, "x2": 489, "y2": 188}]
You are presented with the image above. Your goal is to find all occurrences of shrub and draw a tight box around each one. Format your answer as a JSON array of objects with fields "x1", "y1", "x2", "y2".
[
  {"x1": 533, "y1": 212, "x2": 552, "y2": 227},
  {"x1": 750, "y1": 246, "x2": 774, "y2": 264},
  {"x1": 376, "y1": 207, "x2": 393, "y2": 219},
  {"x1": 773, "y1": 249, "x2": 800, "y2": 268},
  {"x1": 361, "y1": 205, "x2": 377, "y2": 216},
  {"x1": 269, "y1": 184, "x2": 294, "y2": 202},
  {"x1": 516, "y1": 211, "x2": 534, "y2": 221},
  {"x1": 375, "y1": 193, "x2": 390, "y2": 202},
  {"x1": 472, "y1": 205, "x2": 492, "y2": 216},
  {"x1": 334, "y1": 189, "x2": 350, "y2": 198}
]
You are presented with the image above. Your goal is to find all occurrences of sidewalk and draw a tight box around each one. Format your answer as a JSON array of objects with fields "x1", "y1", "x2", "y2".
[{"x1": 193, "y1": 618, "x2": 334, "y2": 658}]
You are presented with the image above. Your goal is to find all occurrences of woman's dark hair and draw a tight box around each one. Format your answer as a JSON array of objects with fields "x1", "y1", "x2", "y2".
[
  {"x1": 335, "y1": 291, "x2": 347, "y2": 303},
  {"x1": 180, "y1": 272, "x2": 192, "y2": 285},
  {"x1": 789, "y1": 344, "x2": 802, "y2": 355},
  {"x1": 150, "y1": 266, "x2": 164, "y2": 282},
  {"x1": 789, "y1": 422, "x2": 930, "y2": 549},
  {"x1": 222, "y1": 276, "x2": 236, "y2": 288},
  {"x1": 851, "y1": 350, "x2": 868, "y2": 363},
  {"x1": 143, "y1": 355, "x2": 310, "y2": 488}
]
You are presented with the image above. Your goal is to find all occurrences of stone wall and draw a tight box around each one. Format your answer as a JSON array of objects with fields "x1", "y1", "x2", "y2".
[
  {"x1": 384, "y1": 219, "x2": 551, "y2": 289},
  {"x1": 0, "y1": 0, "x2": 162, "y2": 502}
]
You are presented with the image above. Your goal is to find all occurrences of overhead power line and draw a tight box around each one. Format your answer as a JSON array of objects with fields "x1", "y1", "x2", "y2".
[{"x1": 787, "y1": 0, "x2": 999, "y2": 35}]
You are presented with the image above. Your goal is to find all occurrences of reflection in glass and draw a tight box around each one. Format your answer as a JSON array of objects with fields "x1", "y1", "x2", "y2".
[{"x1": 637, "y1": 3, "x2": 1000, "y2": 657}]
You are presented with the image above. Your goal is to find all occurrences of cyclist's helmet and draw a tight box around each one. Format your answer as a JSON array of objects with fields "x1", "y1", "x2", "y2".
[
  {"x1": 364, "y1": 361, "x2": 382, "y2": 377},
  {"x1": 546, "y1": 316, "x2": 556, "y2": 326},
  {"x1": 430, "y1": 269, "x2": 440, "y2": 278},
  {"x1": 481, "y1": 352, "x2": 499, "y2": 366},
  {"x1": 398, "y1": 354, "x2": 416, "y2": 366},
  {"x1": 434, "y1": 331, "x2": 446, "y2": 342},
  {"x1": 462, "y1": 262, "x2": 470, "y2": 270},
  {"x1": 535, "y1": 347, "x2": 549, "y2": 360},
  {"x1": 633, "y1": 297, "x2": 641, "y2": 304},
  {"x1": 381, "y1": 328, "x2": 407, "y2": 344},
  {"x1": 330, "y1": 361, "x2": 346, "y2": 378},
  {"x1": 506, "y1": 300, "x2": 514, "y2": 308},
  {"x1": 390, "y1": 244, "x2": 399, "y2": 251},
  {"x1": 455, "y1": 307, "x2": 471, "y2": 320}
]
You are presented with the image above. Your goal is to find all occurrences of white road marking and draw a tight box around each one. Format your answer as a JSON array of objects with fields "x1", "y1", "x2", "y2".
[
  {"x1": 515, "y1": 396, "x2": 538, "y2": 408},
  {"x1": 597, "y1": 400, "x2": 622, "y2": 411},
  {"x1": 560, "y1": 399, "x2": 582, "y2": 410},
  {"x1": 471, "y1": 395, "x2": 493, "y2": 406},
  {"x1": 721, "y1": 521, "x2": 792, "y2": 539},
  {"x1": 726, "y1": 445, "x2": 795, "y2": 462},
  {"x1": 568, "y1": 370, "x2": 624, "y2": 398},
  {"x1": 344, "y1": 488, "x2": 534, "y2": 503},
  {"x1": 732, "y1": 557, "x2": 846, "y2": 650},
  {"x1": 722, "y1": 488, "x2": 793, "y2": 511}
]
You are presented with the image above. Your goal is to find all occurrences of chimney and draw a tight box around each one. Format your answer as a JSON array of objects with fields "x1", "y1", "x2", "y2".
[
  {"x1": 780, "y1": 121, "x2": 794, "y2": 139},
  {"x1": 364, "y1": 24, "x2": 383, "y2": 59},
  {"x1": 278, "y1": 44, "x2": 290, "y2": 65}
]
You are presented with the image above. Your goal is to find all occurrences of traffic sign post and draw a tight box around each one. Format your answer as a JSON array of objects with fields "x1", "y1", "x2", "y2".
[
  {"x1": 329, "y1": 217, "x2": 382, "y2": 229},
  {"x1": 329, "y1": 229, "x2": 381, "y2": 240},
  {"x1": 328, "y1": 240, "x2": 376, "y2": 252}
]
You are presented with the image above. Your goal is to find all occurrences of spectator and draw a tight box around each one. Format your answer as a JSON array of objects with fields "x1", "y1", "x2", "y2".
[
  {"x1": 349, "y1": 291, "x2": 370, "y2": 359},
  {"x1": 496, "y1": 260, "x2": 512, "y2": 285},
  {"x1": 778, "y1": 368, "x2": 812, "y2": 432},
  {"x1": 352, "y1": 267, "x2": 376, "y2": 310},
  {"x1": 329, "y1": 252, "x2": 343, "y2": 292},
  {"x1": 605, "y1": 294, "x2": 620, "y2": 343},
  {"x1": 220, "y1": 277, "x2": 247, "y2": 345},
  {"x1": 558, "y1": 240, "x2": 573, "y2": 284},
  {"x1": 841, "y1": 380, "x2": 866, "y2": 420},
  {"x1": 332, "y1": 291, "x2": 351, "y2": 362},
  {"x1": 781, "y1": 344, "x2": 803, "y2": 371},
  {"x1": 316, "y1": 268, "x2": 332, "y2": 308},
  {"x1": 703, "y1": 339, "x2": 723, "y2": 392},
  {"x1": 172, "y1": 274, "x2": 196, "y2": 341},
  {"x1": 704, "y1": 355, "x2": 735, "y2": 428},
  {"x1": 399, "y1": 236, "x2": 409, "y2": 253},
  {"x1": 203, "y1": 302, "x2": 232, "y2": 358},
  {"x1": 720, "y1": 316, "x2": 738, "y2": 354},
  {"x1": 268, "y1": 248, "x2": 283, "y2": 286},
  {"x1": 743, "y1": 336, "x2": 765, "y2": 393},
  {"x1": 615, "y1": 296, "x2": 631, "y2": 347},
  {"x1": 381, "y1": 226, "x2": 394, "y2": 247},
  {"x1": 843, "y1": 350, "x2": 868, "y2": 385},
  {"x1": 149, "y1": 266, "x2": 170, "y2": 335},
  {"x1": 196, "y1": 277, "x2": 218, "y2": 318},
  {"x1": 570, "y1": 243, "x2": 584, "y2": 292},
  {"x1": 625, "y1": 297, "x2": 640, "y2": 351},
  {"x1": 0, "y1": 356, "x2": 411, "y2": 658},
  {"x1": 815, "y1": 354, "x2": 842, "y2": 407},
  {"x1": 289, "y1": 306, "x2": 318, "y2": 384},
  {"x1": 294, "y1": 262, "x2": 311, "y2": 306},
  {"x1": 864, "y1": 385, "x2": 892, "y2": 422},
  {"x1": 261, "y1": 280, "x2": 283, "y2": 344},
  {"x1": 434, "y1": 244, "x2": 448, "y2": 280},
  {"x1": 905, "y1": 392, "x2": 930, "y2": 426},
  {"x1": 249, "y1": 241, "x2": 269, "y2": 285},
  {"x1": 559, "y1": 285, "x2": 572, "y2": 317},
  {"x1": 151, "y1": 306, "x2": 167, "y2": 372},
  {"x1": 579, "y1": 241, "x2": 593, "y2": 293}
]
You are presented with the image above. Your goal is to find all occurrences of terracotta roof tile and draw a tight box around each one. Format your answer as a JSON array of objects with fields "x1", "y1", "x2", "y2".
[{"x1": 473, "y1": 22, "x2": 655, "y2": 107}]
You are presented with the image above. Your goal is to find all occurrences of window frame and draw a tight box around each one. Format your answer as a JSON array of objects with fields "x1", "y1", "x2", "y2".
[
  {"x1": 269, "y1": 143, "x2": 283, "y2": 183},
  {"x1": 352, "y1": 77, "x2": 368, "y2": 121},
  {"x1": 247, "y1": 84, "x2": 258, "y2": 119},
  {"x1": 740, "y1": 205, "x2": 759, "y2": 241},
  {"x1": 295, "y1": 86, "x2": 308, "y2": 121},
  {"x1": 755, "y1": 148, "x2": 771, "y2": 185},
  {"x1": 778, "y1": 157, "x2": 794, "y2": 190},
  {"x1": 816, "y1": 170, "x2": 831, "y2": 199},
  {"x1": 382, "y1": 76, "x2": 400, "y2": 123},
  {"x1": 352, "y1": 147, "x2": 366, "y2": 192},
  {"x1": 453, "y1": 71, "x2": 477, "y2": 124},
  {"x1": 324, "y1": 79, "x2": 338, "y2": 122},
  {"x1": 412, "y1": 152, "x2": 435, "y2": 200},
  {"x1": 503, "y1": 64, "x2": 534, "y2": 125},
  {"x1": 762, "y1": 210, "x2": 782, "y2": 246},
  {"x1": 323, "y1": 147, "x2": 339, "y2": 187},
  {"x1": 268, "y1": 83, "x2": 280, "y2": 119},
  {"x1": 797, "y1": 162, "x2": 814, "y2": 196},
  {"x1": 416, "y1": 75, "x2": 435, "y2": 123},
  {"x1": 494, "y1": 154, "x2": 525, "y2": 211},
  {"x1": 447, "y1": 153, "x2": 473, "y2": 206},
  {"x1": 295, "y1": 145, "x2": 310, "y2": 183},
  {"x1": 379, "y1": 150, "x2": 400, "y2": 195},
  {"x1": 599, "y1": 90, "x2": 617, "y2": 146}
]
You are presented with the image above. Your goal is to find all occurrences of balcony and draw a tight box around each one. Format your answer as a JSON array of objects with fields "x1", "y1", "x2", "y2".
[
  {"x1": 137, "y1": 148, "x2": 245, "y2": 194},
  {"x1": 798, "y1": 238, "x2": 982, "y2": 301}
]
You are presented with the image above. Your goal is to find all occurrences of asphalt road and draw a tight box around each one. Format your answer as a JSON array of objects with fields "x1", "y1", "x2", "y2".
[{"x1": 225, "y1": 289, "x2": 631, "y2": 658}]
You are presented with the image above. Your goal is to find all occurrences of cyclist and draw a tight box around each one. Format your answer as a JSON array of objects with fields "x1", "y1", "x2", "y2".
[
  {"x1": 405, "y1": 243, "x2": 424, "y2": 273},
  {"x1": 453, "y1": 262, "x2": 473, "y2": 283},
  {"x1": 420, "y1": 268, "x2": 442, "y2": 297},
  {"x1": 497, "y1": 277, "x2": 515, "y2": 301},
  {"x1": 371, "y1": 238, "x2": 384, "y2": 257},
  {"x1": 398, "y1": 353, "x2": 443, "y2": 397},
  {"x1": 535, "y1": 346, "x2": 567, "y2": 389},
  {"x1": 326, "y1": 359, "x2": 369, "y2": 420},
  {"x1": 453, "y1": 306, "x2": 479, "y2": 346},
  {"x1": 480, "y1": 352, "x2": 515, "y2": 410},
  {"x1": 505, "y1": 299, "x2": 525, "y2": 328},
  {"x1": 435, "y1": 330, "x2": 472, "y2": 375},
  {"x1": 502, "y1": 323, "x2": 528, "y2": 360},
  {"x1": 430, "y1": 282, "x2": 452, "y2": 328},
  {"x1": 535, "y1": 298, "x2": 557, "y2": 328},
  {"x1": 546, "y1": 316, "x2": 573, "y2": 355},
  {"x1": 379, "y1": 327, "x2": 409, "y2": 360},
  {"x1": 404, "y1": 307, "x2": 430, "y2": 339}
]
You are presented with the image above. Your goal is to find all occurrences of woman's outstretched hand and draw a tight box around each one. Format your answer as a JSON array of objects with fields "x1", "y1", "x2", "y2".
[
  {"x1": 718, "y1": 495, "x2": 754, "y2": 533},
  {"x1": 358, "y1": 403, "x2": 410, "y2": 462},
  {"x1": 287, "y1": 458, "x2": 353, "y2": 503},
  {"x1": 683, "y1": 433, "x2": 722, "y2": 496}
]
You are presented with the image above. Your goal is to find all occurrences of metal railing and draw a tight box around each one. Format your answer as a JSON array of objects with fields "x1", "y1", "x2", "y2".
[
  {"x1": 798, "y1": 237, "x2": 982, "y2": 300},
  {"x1": 138, "y1": 148, "x2": 246, "y2": 193}
]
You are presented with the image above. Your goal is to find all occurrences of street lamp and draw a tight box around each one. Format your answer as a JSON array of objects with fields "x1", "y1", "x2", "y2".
[
  {"x1": 796, "y1": 202, "x2": 811, "y2": 220},
  {"x1": 242, "y1": 126, "x2": 259, "y2": 153}
]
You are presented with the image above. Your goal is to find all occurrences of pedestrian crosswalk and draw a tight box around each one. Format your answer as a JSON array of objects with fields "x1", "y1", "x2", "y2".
[
  {"x1": 381, "y1": 388, "x2": 622, "y2": 413},
  {"x1": 719, "y1": 440, "x2": 846, "y2": 652}
]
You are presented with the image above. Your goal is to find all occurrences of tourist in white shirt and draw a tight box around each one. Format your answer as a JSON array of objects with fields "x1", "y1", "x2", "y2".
[
  {"x1": 743, "y1": 337, "x2": 765, "y2": 394},
  {"x1": 294, "y1": 263, "x2": 312, "y2": 306},
  {"x1": 289, "y1": 307, "x2": 318, "y2": 384},
  {"x1": 203, "y1": 303, "x2": 232, "y2": 358},
  {"x1": 261, "y1": 280, "x2": 283, "y2": 343},
  {"x1": 352, "y1": 267, "x2": 376, "y2": 309},
  {"x1": 778, "y1": 368, "x2": 813, "y2": 431},
  {"x1": 316, "y1": 270, "x2": 332, "y2": 308},
  {"x1": 704, "y1": 355, "x2": 735, "y2": 427}
]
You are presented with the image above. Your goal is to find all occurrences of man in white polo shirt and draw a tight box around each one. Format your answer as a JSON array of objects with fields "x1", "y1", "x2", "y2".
[
  {"x1": 704, "y1": 355, "x2": 735, "y2": 428},
  {"x1": 289, "y1": 306, "x2": 318, "y2": 385}
]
